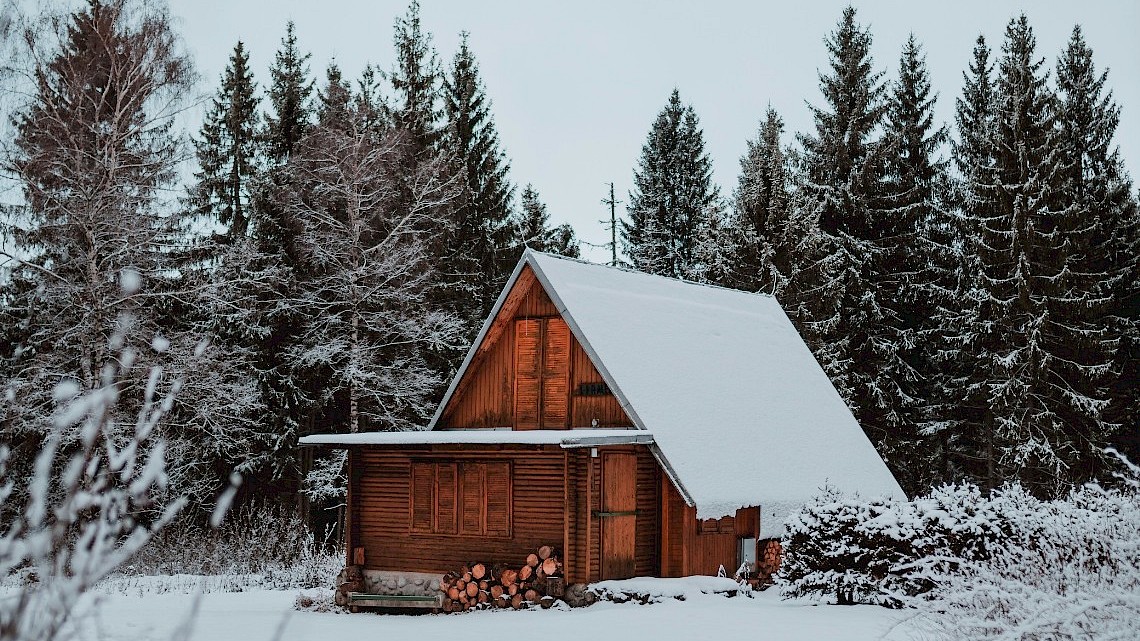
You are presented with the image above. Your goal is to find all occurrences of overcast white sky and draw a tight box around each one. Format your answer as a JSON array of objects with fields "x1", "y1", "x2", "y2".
[{"x1": 169, "y1": 0, "x2": 1139, "y2": 262}]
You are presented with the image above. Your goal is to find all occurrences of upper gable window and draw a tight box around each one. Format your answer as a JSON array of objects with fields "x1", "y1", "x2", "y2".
[{"x1": 515, "y1": 317, "x2": 570, "y2": 429}]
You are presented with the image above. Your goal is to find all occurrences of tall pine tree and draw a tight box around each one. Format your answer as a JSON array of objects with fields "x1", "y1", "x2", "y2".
[
  {"x1": 443, "y1": 32, "x2": 516, "y2": 321},
  {"x1": 881, "y1": 34, "x2": 951, "y2": 488},
  {"x1": 191, "y1": 41, "x2": 260, "y2": 241},
  {"x1": 389, "y1": 0, "x2": 442, "y2": 156},
  {"x1": 1052, "y1": 25, "x2": 1140, "y2": 469},
  {"x1": 622, "y1": 89, "x2": 720, "y2": 279},
  {"x1": 797, "y1": 6, "x2": 912, "y2": 490},
  {"x1": 941, "y1": 35, "x2": 999, "y2": 487},
  {"x1": 965, "y1": 15, "x2": 1108, "y2": 494},
  {"x1": 727, "y1": 107, "x2": 789, "y2": 293},
  {"x1": 264, "y1": 21, "x2": 313, "y2": 166}
]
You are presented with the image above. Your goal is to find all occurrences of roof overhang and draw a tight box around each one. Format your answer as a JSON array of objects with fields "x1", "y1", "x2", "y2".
[{"x1": 299, "y1": 428, "x2": 654, "y2": 449}]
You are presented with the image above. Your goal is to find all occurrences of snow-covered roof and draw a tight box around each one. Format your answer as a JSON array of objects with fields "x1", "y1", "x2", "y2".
[
  {"x1": 433, "y1": 251, "x2": 904, "y2": 522},
  {"x1": 299, "y1": 429, "x2": 653, "y2": 448}
]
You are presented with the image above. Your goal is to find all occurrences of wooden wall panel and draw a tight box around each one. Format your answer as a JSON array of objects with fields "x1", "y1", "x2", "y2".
[
  {"x1": 600, "y1": 453, "x2": 637, "y2": 580},
  {"x1": 634, "y1": 450, "x2": 660, "y2": 577},
  {"x1": 354, "y1": 447, "x2": 565, "y2": 575},
  {"x1": 541, "y1": 318, "x2": 571, "y2": 429},
  {"x1": 440, "y1": 267, "x2": 634, "y2": 430},
  {"x1": 513, "y1": 319, "x2": 542, "y2": 430},
  {"x1": 570, "y1": 341, "x2": 634, "y2": 427},
  {"x1": 658, "y1": 479, "x2": 760, "y2": 578}
]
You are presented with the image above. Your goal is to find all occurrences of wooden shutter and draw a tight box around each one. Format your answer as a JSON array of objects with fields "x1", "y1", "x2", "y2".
[
  {"x1": 485, "y1": 462, "x2": 511, "y2": 537},
  {"x1": 514, "y1": 319, "x2": 542, "y2": 430},
  {"x1": 460, "y1": 463, "x2": 485, "y2": 534},
  {"x1": 410, "y1": 462, "x2": 434, "y2": 533},
  {"x1": 541, "y1": 317, "x2": 571, "y2": 429},
  {"x1": 435, "y1": 463, "x2": 458, "y2": 534}
]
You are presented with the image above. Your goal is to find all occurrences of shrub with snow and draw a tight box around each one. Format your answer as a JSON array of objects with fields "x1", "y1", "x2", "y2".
[
  {"x1": 910, "y1": 455, "x2": 1140, "y2": 641},
  {"x1": 122, "y1": 502, "x2": 342, "y2": 591},
  {"x1": 781, "y1": 461, "x2": 1140, "y2": 640}
]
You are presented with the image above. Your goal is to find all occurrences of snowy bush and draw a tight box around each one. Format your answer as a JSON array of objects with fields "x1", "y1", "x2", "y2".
[
  {"x1": 123, "y1": 502, "x2": 342, "y2": 590},
  {"x1": 781, "y1": 482, "x2": 1098, "y2": 606},
  {"x1": 910, "y1": 457, "x2": 1140, "y2": 641}
]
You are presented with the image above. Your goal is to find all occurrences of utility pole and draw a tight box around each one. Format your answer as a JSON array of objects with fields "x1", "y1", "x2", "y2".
[{"x1": 600, "y1": 182, "x2": 620, "y2": 266}]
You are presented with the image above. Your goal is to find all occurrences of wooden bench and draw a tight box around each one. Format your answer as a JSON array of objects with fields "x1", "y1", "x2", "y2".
[{"x1": 347, "y1": 592, "x2": 443, "y2": 611}]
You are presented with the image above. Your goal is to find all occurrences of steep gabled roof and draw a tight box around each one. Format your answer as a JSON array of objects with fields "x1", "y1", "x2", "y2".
[{"x1": 432, "y1": 251, "x2": 905, "y2": 525}]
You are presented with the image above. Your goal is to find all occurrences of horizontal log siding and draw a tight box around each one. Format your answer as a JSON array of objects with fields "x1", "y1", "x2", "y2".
[{"x1": 354, "y1": 446, "x2": 565, "y2": 575}]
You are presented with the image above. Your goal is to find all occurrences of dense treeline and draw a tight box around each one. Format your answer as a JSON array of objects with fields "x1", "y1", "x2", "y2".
[
  {"x1": 0, "y1": 0, "x2": 578, "y2": 524},
  {"x1": 0, "y1": 0, "x2": 1135, "y2": 528},
  {"x1": 623, "y1": 8, "x2": 1139, "y2": 497}
]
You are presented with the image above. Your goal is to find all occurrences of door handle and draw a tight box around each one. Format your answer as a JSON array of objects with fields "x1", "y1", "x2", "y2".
[{"x1": 592, "y1": 510, "x2": 639, "y2": 518}]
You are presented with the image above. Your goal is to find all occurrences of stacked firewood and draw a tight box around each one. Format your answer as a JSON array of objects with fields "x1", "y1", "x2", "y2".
[
  {"x1": 756, "y1": 539, "x2": 783, "y2": 582},
  {"x1": 438, "y1": 545, "x2": 565, "y2": 612}
]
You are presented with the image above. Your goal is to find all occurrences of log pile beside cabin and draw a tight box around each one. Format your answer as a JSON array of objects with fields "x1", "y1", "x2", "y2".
[{"x1": 439, "y1": 545, "x2": 565, "y2": 612}]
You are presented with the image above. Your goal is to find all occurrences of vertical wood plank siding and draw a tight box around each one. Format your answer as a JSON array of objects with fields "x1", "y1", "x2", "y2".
[
  {"x1": 439, "y1": 267, "x2": 632, "y2": 429},
  {"x1": 659, "y1": 478, "x2": 761, "y2": 577}
]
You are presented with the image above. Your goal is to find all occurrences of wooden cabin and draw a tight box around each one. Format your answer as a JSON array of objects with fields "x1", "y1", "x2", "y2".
[{"x1": 301, "y1": 251, "x2": 903, "y2": 606}]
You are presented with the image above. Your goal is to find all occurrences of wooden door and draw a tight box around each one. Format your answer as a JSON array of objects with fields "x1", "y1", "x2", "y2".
[{"x1": 600, "y1": 452, "x2": 637, "y2": 580}]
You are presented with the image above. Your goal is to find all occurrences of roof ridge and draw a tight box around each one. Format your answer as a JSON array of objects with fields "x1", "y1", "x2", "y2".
[{"x1": 525, "y1": 249, "x2": 778, "y2": 301}]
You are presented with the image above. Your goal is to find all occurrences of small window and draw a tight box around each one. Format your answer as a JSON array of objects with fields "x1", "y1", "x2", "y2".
[
  {"x1": 738, "y1": 536, "x2": 757, "y2": 569},
  {"x1": 411, "y1": 461, "x2": 511, "y2": 537},
  {"x1": 410, "y1": 462, "x2": 457, "y2": 535}
]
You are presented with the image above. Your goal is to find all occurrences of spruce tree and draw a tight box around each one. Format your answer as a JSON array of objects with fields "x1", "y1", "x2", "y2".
[
  {"x1": 942, "y1": 35, "x2": 999, "y2": 486},
  {"x1": 264, "y1": 21, "x2": 313, "y2": 165},
  {"x1": 881, "y1": 34, "x2": 951, "y2": 488},
  {"x1": 444, "y1": 32, "x2": 516, "y2": 320},
  {"x1": 317, "y1": 62, "x2": 352, "y2": 128},
  {"x1": 966, "y1": 15, "x2": 1107, "y2": 494},
  {"x1": 233, "y1": 20, "x2": 316, "y2": 505},
  {"x1": 733, "y1": 107, "x2": 790, "y2": 293},
  {"x1": 622, "y1": 89, "x2": 720, "y2": 279},
  {"x1": 191, "y1": 41, "x2": 260, "y2": 241},
  {"x1": 514, "y1": 185, "x2": 579, "y2": 258},
  {"x1": 390, "y1": 0, "x2": 442, "y2": 156},
  {"x1": 1053, "y1": 25, "x2": 1140, "y2": 469},
  {"x1": 797, "y1": 6, "x2": 911, "y2": 489}
]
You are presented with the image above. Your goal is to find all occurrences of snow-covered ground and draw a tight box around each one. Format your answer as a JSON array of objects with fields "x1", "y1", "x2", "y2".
[{"x1": 76, "y1": 585, "x2": 912, "y2": 641}]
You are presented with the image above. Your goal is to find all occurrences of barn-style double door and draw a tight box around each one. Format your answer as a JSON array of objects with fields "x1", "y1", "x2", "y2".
[{"x1": 513, "y1": 317, "x2": 570, "y2": 430}]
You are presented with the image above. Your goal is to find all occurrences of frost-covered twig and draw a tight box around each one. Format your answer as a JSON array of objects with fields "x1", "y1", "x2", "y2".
[{"x1": 0, "y1": 302, "x2": 187, "y2": 641}]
